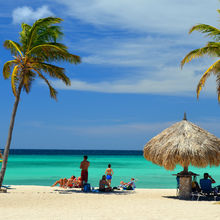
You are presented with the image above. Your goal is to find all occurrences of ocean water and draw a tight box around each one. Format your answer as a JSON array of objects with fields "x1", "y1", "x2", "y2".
[{"x1": 2, "y1": 150, "x2": 220, "y2": 188}]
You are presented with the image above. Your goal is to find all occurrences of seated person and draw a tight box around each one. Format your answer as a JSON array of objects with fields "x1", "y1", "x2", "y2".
[
  {"x1": 118, "y1": 178, "x2": 136, "y2": 190},
  {"x1": 65, "y1": 176, "x2": 76, "y2": 188},
  {"x1": 192, "y1": 176, "x2": 201, "y2": 192},
  {"x1": 200, "y1": 173, "x2": 216, "y2": 193},
  {"x1": 99, "y1": 175, "x2": 112, "y2": 192},
  {"x1": 126, "y1": 178, "x2": 136, "y2": 190},
  {"x1": 76, "y1": 177, "x2": 82, "y2": 188}
]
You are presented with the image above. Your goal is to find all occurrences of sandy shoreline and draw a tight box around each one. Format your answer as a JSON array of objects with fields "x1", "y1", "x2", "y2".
[{"x1": 0, "y1": 185, "x2": 219, "y2": 220}]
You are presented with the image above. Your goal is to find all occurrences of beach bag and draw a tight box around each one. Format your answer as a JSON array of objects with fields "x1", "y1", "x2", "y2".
[{"x1": 83, "y1": 183, "x2": 91, "y2": 192}]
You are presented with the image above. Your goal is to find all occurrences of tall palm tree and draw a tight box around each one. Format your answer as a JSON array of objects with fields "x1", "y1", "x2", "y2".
[
  {"x1": 0, "y1": 17, "x2": 81, "y2": 188},
  {"x1": 181, "y1": 9, "x2": 220, "y2": 102}
]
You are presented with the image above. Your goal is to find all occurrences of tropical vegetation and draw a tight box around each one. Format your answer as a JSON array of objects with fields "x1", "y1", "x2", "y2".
[
  {"x1": 0, "y1": 17, "x2": 81, "y2": 188},
  {"x1": 181, "y1": 9, "x2": 220, "y2": 102}
]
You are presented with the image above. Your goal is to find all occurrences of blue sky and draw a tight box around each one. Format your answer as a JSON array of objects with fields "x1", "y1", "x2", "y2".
[{"x1": 0, "y1": 0, "x2": 220, "y2": 150}]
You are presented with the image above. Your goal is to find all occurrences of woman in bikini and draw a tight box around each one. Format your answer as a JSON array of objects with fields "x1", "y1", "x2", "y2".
[{"x1": 105, "y1": 164, "x2": 114, "y2": 186}]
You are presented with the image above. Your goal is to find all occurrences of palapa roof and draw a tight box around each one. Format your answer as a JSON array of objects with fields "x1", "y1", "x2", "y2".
[{"x1": 143, "y1": 117, "x2": 220, "y2": 170}]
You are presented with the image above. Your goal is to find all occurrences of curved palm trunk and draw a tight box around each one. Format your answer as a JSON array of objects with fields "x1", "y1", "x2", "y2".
[{"x1": 0, "y1": 81, "x2": 23, "y2": 188}]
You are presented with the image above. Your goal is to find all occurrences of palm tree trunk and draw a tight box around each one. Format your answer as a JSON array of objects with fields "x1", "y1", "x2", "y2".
[{"x1": 0, "y1": 80, "x2": 23, "y2": 188}]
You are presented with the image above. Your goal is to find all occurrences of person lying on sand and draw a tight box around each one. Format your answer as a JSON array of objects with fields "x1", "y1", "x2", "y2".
[
  {"x1": 118, "y1": 178, "x2": 136, "y2": 190},
  {"x1": 99, "y1": 175, "x2": 112, "y2": 192},
  {"x1": 51, "y1": 178, "x2": 66, "y2": 187}
]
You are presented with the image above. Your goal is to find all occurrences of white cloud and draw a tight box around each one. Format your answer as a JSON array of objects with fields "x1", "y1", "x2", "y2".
[
  {"x1": 57, "y1": 0, "x2": 219, "y2": 34},
  {"x1": 51, "y1": 0, "x2": 219, "y2": 96},
  {"x1": 12, "y1": 5, "x2": 54, "y2": 24},
  {"x1": 53, "y1": 68, "x2": 216, "y2": 96},
  {"x1": 54, "y1": 36, "x2": 217, "y2": 95}
]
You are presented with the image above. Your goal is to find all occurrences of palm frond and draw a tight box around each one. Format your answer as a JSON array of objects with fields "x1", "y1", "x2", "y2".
[
  {"x1": 181, "y1": 43, "x2": 220, "y2": 68},
  {"x1": 3, "y1": 60, "x2": 17, "y2": 79},
  {"x1": 189, "y1": 24, "x2": 220, "y2": 40},
  {"x1": 33, "y1": 68, "x2": 58, "y2": 100},
  {"x1": 27, "y1": 17, "x2": 63, "y2": 52},
  {"x1": 35, "y1": 62, "x2": 70, "y2": 85},
  {"x1": 196, "y1": 59, "x2": 220, "y2": 99},
  {"x1": 23, "y1": 70, "x2": 36, "y2": 93},
  {"x1": 11, "y1": 65, "x2": 20, "y2": 97},
  {"x1": 3, "y1": 17, "x2": 80, "y2": 101},
  {"x1": 27, "y1": 43, "x2": 81, "y2": 64},
  {"x1": 4, "y1": 40, "x2": 23, "y2": 57},
  {"x1": 19, "y1": 23, "x2": 31, "y2": 52}
]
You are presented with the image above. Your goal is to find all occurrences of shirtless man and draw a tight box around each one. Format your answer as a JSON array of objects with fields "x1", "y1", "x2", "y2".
[
  {"x1": 0, "y1": 150, "x2": 3, "y2": 159},
  {"x1": 80, "y1": 155, "x2": 90, "y2": 187},
  {"x1": 105, "y1": 164, "x2": 114, "y2": 185}
]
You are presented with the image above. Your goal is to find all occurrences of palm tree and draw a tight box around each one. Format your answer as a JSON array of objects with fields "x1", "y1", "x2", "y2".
[
  {"x1": 0, "y1": 17, "x2": 81, "y2": 188},
  {"x1": 181, "y1": 9, "x2": 220, "y2": 102}
]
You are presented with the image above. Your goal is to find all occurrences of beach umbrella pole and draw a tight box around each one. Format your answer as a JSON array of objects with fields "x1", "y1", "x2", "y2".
[{"x1": 178, "y1": 166, "x2": 192, "y2": 200}]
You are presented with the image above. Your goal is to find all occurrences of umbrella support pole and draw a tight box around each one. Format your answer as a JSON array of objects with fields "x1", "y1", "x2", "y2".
[
  {"x1": 179, "y1": 176, "x2": 192, "y2": 200},
  {"x1": 183, "y1": 166, "x2": 188, "y2": 173}
]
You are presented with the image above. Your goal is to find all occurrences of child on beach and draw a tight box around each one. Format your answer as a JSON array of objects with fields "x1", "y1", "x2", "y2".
[{"x1": 105, "y1": 164, "x2": 114, "y2": 186}]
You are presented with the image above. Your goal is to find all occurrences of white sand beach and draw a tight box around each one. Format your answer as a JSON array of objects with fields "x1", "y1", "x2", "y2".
[{"x1": 0, "y1": 186, "x2": 219, "y2": 220}]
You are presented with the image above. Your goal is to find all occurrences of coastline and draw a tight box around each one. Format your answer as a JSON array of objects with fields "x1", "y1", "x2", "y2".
[{"x1": 0, "y1": 185, "x2": 219, "y2": 220}]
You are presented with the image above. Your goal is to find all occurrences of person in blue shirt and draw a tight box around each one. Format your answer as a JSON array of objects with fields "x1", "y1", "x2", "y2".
[{"x1": 200, "y1": 173, "x2": 216, "y2": 193}]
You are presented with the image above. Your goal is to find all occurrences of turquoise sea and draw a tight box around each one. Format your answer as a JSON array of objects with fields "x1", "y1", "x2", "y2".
[{"x1": 3, "y1": 150, "x2": 220, "y2": 188}]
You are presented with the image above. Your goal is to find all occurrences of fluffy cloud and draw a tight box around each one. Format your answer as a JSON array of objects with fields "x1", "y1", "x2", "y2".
[
  {"x1": 57, "y1": 0, "x2": 219, "y2": 34},
  {"x1": 54, "y1": 35, "x2": 217, "y2": 95},
  {"x1": 12, "y1": 5, "x2": 54, "y2": 24},
  {"x1": 53, "y1": 68, "x2": 216, "y2": 96}
]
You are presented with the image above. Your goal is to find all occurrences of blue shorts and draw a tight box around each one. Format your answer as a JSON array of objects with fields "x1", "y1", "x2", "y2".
[{"x1": 106, "y1": 175, "x2": 112, "y2": 180}]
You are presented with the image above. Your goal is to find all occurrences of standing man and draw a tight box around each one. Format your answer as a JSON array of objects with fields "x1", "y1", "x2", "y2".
[
  {"x1": 0, "y1": 150, "x2": 3, "y2": 160},
  {"x1": 80, "y1": 155, "x2": 90, "y2": 187}
]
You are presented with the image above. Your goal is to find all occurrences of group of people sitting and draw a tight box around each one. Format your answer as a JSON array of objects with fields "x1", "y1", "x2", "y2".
[
  {"x1": 177, "y1": 172, "x2": 219, "y2": 195},
  {"x1": 99, "y1": 175, "x2": 136, "y2": 192},
  {"x1": 51, "y1": 175, "x2": 83, "y2": 188},
  {"x1": 191, "y1": 173, "x2": 219, "y2": 194},
  {"x1": 51, "y1": 156, "x2": 136, "y2": 192}
]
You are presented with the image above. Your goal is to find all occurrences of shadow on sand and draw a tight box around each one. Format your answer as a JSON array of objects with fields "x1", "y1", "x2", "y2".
[
  {"x1": 162, "y1": 195, "x2": 220, "y2": 201},
  {"x1": 54, "y1": 188, "x2": 135, "y2": 195}
]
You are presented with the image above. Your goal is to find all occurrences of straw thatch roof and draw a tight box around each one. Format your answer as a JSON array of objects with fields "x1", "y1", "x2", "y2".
[{"x1": 143, "y1": 118, "x2": 220, "y2": 170}]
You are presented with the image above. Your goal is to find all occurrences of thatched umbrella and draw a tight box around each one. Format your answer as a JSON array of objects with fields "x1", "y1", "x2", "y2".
[{"x1": 143, "y1": 114, "x2": 220, "y2": 199}]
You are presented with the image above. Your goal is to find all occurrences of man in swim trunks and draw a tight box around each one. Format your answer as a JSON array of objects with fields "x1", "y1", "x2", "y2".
[
  {"x1": 0, "y1": 150, "x2": 3, "y2": 159},
  {"x1": 105, "y1": 164, "x2": 114, "y2": 186},
  {"x1": 80, "y1": 155, "x2": 90, "y2": 187}
]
